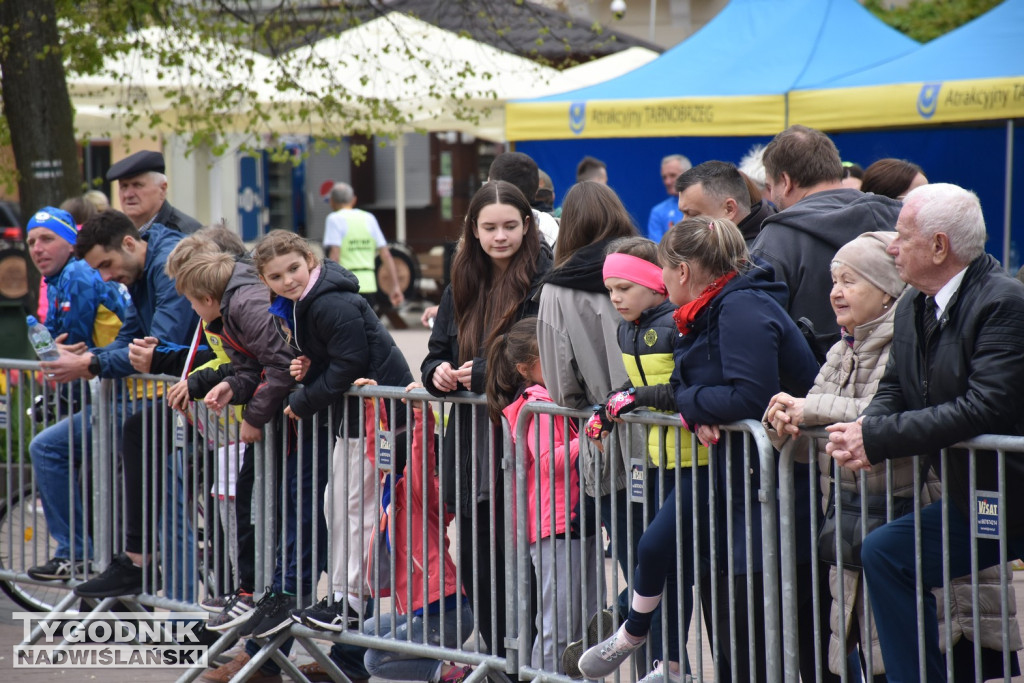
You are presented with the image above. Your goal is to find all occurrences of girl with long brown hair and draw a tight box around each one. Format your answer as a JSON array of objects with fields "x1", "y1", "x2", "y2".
[{"x1": 421, "y1": 180, "x2": 551, "y2": 656}]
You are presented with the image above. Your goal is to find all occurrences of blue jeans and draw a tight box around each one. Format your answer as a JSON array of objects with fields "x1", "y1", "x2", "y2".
[
  {"x1": 272, "y1": 418, "x2": 330, "y2": 596},
  {"x1": 245, "y1": 418, "x2": 336, "y2": 676},
  {"x1": 862, "y1": 499, "x2": 1024, "y2": 682},
  {"x1": 363, "y1": 603, "x2": 474, "y2": 680},
  {"x1": 30, "y1": 409, "x2": 92, "y2": 561}
]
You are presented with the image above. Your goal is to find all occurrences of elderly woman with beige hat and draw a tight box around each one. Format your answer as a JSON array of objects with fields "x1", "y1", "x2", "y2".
[{"x1": 764, "y1": 231, "x2": 1022, "y2": 680}]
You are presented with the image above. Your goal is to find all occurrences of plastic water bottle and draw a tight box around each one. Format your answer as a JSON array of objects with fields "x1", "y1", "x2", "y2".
[{"x1": 26, "y1": 316, "x2": 60, "y2": 361}]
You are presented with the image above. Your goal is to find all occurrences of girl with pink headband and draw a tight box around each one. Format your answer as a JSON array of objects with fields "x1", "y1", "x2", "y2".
[{"x1": 569, "y1": 236, "x2": 709, "y2": 682}]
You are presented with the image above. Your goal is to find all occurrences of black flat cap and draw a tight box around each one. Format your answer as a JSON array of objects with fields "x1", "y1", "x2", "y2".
[{"x1": 106, "y1": 150, "x2": 165, "y2": 181}]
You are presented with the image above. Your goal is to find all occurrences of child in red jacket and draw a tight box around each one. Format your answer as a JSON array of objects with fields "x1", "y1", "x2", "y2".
[{"x1": 361, "y1": 380, "x2": 474, "y2": 683}]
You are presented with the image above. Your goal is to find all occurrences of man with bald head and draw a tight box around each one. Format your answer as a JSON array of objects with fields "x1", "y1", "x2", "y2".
[
  {"x1": 106, "y1": 150, "x2": 201, "y2": 234},
  {"x1": 324, "y1": 182, "x2": 404, "y2": 308}
]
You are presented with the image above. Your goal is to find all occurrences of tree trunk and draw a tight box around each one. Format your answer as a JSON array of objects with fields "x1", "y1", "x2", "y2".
[{"x1": 0, "y1": 0, "x2": 81, "y2": 221}]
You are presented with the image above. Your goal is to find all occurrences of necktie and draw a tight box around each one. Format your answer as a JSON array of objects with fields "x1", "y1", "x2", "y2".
[{"x1": 922, "y1": 296, "x2": 939, "y2": 341}]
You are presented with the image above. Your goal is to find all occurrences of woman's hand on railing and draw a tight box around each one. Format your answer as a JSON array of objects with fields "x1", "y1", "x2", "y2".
[
  {"x1": 696, "y1": 423, "x2": 720, "y2": 448},
  {"x1": 454, "y1": 360, "x2": 474, "y2": 391},
  {"x1": 431, "y1": 361, "x2": 459, "y2": 393},
  {"x1": 764, "y1": 392, "x2": 805, "y2": 437}
]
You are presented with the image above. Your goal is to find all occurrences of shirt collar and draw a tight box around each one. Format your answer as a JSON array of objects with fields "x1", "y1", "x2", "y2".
[{"x1": 932, "y1": 267, "x2": 968, "y2": 318}]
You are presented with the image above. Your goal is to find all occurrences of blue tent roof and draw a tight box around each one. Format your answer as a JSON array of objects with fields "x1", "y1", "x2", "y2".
[
  {"x1": 527, "y1": 0, "x2": 918, "y2": 103},
  {"x1": 800, "y1": 0, "x2": 1024, "y2": 89}
]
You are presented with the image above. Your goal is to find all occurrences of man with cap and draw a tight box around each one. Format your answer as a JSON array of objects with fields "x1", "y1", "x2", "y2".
[
  {"x1": 24, "y1": 206, "x2": 130, "y2": 582},
  {"x1": 106, "y1": 150, "x2": 201, "y2": 234}
]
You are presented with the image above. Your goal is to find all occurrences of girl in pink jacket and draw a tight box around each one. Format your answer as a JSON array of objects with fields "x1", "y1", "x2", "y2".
[{"x1": 487, "y1": 318, "x2": 601, "y2": 674}]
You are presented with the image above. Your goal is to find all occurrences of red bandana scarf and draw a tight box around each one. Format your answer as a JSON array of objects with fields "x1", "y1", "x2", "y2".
[{"x1": 672, "y1": 270, "x2": 738, "y2": 335}]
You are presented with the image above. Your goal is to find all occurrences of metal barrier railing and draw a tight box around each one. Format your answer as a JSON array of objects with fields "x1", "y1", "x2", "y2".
[
  {"x1": 778, "y1": 429, "x2": 1023, "y2": 683},
  {"x1": 3, "y1": 359, "x2": 1021, "y2": 683}
]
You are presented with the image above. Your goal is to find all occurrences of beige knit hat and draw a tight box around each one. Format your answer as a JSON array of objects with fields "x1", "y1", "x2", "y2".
[{"x1": 831, "y1": 231, "x2": 906, "y2": 299}]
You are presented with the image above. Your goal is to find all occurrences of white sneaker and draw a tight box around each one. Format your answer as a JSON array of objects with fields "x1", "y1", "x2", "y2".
[
  {"x1": 638, "y1": 660, "x2": 694, "y2": 683},
  {"x1": 577, "y1": 624, "x2": 646, "y2": 679}
]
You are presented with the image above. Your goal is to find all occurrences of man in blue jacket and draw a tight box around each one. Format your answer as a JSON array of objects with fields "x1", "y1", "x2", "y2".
[
  {"x1": 28, "y1": 210, "x2": 197, "y2": 585},
  {"x1": 24, "y1": 207, "x2": 129, "y2": 581}
]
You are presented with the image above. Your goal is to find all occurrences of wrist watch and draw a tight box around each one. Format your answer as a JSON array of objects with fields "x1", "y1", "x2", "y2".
[{"x1": 88, "y1": 356, "x2": 101, "y2": 377}]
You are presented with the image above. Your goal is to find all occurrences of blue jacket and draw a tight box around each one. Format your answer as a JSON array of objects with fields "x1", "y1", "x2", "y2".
[
  {"x1": 647, "y1": 196, "x2": 682, "y2": 243},
  {"x1": 95, "y1": 223, "x2": 197, "y2": 378},
  {"x1": 671, "y1": 260, "x2": 818, "y2": 573},
  {"x1": 45, "y1": 258, "x2": 130, "y2": 347}
]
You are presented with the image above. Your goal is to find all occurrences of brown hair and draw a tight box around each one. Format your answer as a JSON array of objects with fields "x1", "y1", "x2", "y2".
[
  {"x1": 173, "y1": 250, "x2": 235, "y2": 301},
  {"x1": 60, "y1": 196, "x2": 97, "y2": 225},
  {"x1": 762, "y1": 125, "x2": 844, "y2": 188},
  {"x1": 605, "y1": 236, "x2": 660, "y2": 266},
  {"x1": 658, "y1": 216, "x2": 748, "y2": 282},
  {"x1": 861, "y1": 158, "x2": 925, "y2": 200},
  {"x1": 452, "y1": 181, "x2": 541, "y2": 364},
  {"x1": 165, "y1": 224, "x2": 246, "y2": 279},
  {"x1": 252, "y1": 230, "x2": 319, "y2": 275},
  {"x1": 485, "y1": 317, "x2": 540, "y2": 423},
  {"x1": 554, "y1": 182, "x2": 637, "y2": 268}
]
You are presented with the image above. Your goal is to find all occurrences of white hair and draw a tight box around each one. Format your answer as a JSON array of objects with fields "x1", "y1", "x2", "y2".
[
  {"x1": 662, "y1": 154, "x2": 692, "y2": 172},
  {"x1": 904, "y1": 183, "x2": 986, "y2": 263},
  {"x1": 739, "y1": 144, "x2": 766, "y2": 189}
]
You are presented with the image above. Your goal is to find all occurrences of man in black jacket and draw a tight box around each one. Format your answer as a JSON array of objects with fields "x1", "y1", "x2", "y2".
[
  {"x1": 827, "y1": 183, "x2": 1024, "y2": 682},
  {"x1": 106, "y1": 150, "x2": 201, "y2": 235}
]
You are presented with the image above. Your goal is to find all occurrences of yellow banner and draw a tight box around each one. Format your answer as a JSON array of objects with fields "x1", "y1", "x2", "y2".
[
  {"x1": 790, "y1": 77, "x2": 1024, "y2": 131},
  {"x1": 505, "y1": 95, "x2": 785, "y2": 140}
]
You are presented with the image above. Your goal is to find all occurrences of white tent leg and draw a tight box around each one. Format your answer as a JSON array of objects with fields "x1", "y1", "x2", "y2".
[{"x1": 396, "y1": 134, "x2": 407, "y2": 245}]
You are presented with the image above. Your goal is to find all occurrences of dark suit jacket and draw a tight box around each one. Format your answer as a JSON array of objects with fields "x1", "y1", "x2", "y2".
[{"x1": 863, "y1": 255, "x2": 1024, "y2": 535}]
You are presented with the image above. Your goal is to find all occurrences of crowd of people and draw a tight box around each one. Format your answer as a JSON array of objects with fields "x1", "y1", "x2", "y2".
[{"x1": 14, "y1": 123, "x2": 1024, "y2": 683}]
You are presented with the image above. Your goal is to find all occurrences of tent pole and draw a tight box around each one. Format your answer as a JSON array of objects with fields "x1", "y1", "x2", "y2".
[
  {"x1": 1004, "y1": 119, "x2": 1014, "y2": 270},
  {"x1": 396, "y1": 134, "x2": 407, "y2": 245}
]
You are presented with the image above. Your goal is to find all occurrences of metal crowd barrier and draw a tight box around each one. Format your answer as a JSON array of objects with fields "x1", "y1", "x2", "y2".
[
  {"x1": 778, "y1": 429, "x2": 1024, "y2": 683},
  {"x1": 18, "y1": 361, "x2": 1020, "y2": 683},
  {"x1": 0, "y1": 364, "x2": 788, "y2": 683},
  {"x1": 507, "y1": 401, "x2": 782, "y2": 683}
]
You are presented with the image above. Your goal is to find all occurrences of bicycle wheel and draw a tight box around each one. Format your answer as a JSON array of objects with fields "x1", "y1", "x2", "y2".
[{"x1": 0, "y1": 486, "x2": 69, "y2": 611}]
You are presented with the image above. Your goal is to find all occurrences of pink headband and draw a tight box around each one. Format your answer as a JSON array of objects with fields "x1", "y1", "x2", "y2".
[{"x1": 603, "y1": 253, "x2": 668, "y2": 295}]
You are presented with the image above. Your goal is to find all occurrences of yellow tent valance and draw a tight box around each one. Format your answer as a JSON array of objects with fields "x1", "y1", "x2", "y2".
[
  {"x1": 789, "y1": 76, "x2": 1024, "y2": 132},
  {"x1": 505, "y1": 95, "x2": 785, "y2": 140}
]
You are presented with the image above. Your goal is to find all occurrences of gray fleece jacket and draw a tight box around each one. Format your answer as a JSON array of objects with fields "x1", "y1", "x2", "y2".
[{"x1": 750, "y1": 188, "x2": 902, "y2": 352}]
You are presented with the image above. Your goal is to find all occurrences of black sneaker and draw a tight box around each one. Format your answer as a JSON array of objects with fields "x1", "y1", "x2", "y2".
[
  {"x1": 292, "y1": 596, "x2": 361, "y2": 632},
  {"x1": 240, "y1": 590, "x2": 293, "y2": 639},
  {"x1": 74, "y1": 554, "x2": 148, "y2": 598},
  {"x1": 207, "y1": 590, "x2": 256, "y2": 632},
  {"x1": 27, "y1": 557, "x2": 90, "y2": 581}
]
